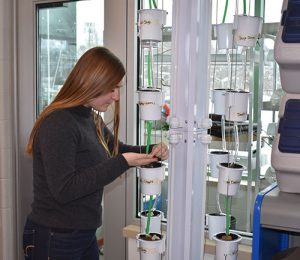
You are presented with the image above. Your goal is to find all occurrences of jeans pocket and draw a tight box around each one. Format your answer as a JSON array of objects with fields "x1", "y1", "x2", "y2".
[{"x1": 23, "y1": 229, "x2": 35, "y2": 260}]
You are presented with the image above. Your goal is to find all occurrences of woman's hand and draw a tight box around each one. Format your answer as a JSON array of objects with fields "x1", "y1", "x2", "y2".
[
  {"x1": 150, "y1": 142, "x2": 169, "y2": 161},
  {"x1": 122, "y1": 153, "x2": 158, "y2": 167}
]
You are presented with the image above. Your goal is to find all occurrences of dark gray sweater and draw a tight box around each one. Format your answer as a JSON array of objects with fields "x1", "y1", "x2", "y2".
[{"x1": 28, "y1": 105, "x2": 144, "y2": 230}]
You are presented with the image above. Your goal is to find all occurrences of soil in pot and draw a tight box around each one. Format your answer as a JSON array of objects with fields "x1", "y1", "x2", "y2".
[
  {"x1": 142, "y1": 162, "x2": 163, "y2": 169},
  {"x1": 216, "y1": 232, "x2": 239, "y2": 241},
  {"x1": 208, "y1": 213, "x2": 223, "y2": 217},
  {"x1": 141, "y1": 210, "x2": 161, "y2": 217},
  {"x1": 220, "y1": 162, "x2": 243, "y2": 169},
  {"x1": 139, "y1": 88, "x2": 160, "y2": 92},
  {"x1": 210, "y1": 151, "x2": 229, "y2": 155},
  {"x1": 139, "y1": 233, "x2": 162, "y2": 241},
  {"x1": 226, "y1": 90, "x2": 238, "y2": 93}
]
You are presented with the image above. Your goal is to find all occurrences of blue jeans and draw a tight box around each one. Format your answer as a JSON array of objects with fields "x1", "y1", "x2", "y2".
[{"x1": 23, "y1": 218, "x2": 100, "y2": 260}]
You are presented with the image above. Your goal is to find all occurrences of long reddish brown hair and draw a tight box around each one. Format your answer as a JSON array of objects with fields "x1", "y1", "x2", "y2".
[{"x1": 26, "y1": 47, "x2": 125, "y2": 157}]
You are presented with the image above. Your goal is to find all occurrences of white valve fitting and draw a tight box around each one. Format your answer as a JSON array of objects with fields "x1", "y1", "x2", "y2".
[
  {"x1": 197, "y1": 134, "x2": 212, "y2": 144},
  {"x1": 197, "y1": 118, "x2": 212, "y2": 130},
  {"x1": 169, "y1": 117, "x2": 182, "y2": 129},
  {"x1": 169, "y1": 133, "x2": 183, "y2": 144}
]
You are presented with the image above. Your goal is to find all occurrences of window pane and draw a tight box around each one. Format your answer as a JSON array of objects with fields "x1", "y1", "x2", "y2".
[
  {"x1": 36, "y1": 0, "x2": 104, "y2": 114},
  {"x1": 265, "y1": 0, "x2": 283, "y2": 23},
  {"x1": 209, "y1": 0, "x2": 284, "y2": 234},
  {"x1": 212, "y1": 0, "x2": 255, "y2": 24}
]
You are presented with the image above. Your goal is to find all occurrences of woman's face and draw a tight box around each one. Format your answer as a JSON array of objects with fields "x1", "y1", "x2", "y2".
[{"x1": 86, "y1": 80, "x2": 123, "y2": 112}]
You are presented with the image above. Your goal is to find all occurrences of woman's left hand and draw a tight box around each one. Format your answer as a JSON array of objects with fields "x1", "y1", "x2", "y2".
[{"x1": 150, "y1": 142, "x2": 169, "y2": 161}]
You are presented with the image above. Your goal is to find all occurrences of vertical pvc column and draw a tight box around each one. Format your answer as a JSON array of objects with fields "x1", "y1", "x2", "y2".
[{"x1": 166, "y1": 0, "x2": 212, "y2": 260}]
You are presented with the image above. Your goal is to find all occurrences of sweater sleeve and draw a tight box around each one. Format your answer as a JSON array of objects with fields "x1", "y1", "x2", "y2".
[{"x1": 36, "y1": 112, "x2": 130, "y2": 204}]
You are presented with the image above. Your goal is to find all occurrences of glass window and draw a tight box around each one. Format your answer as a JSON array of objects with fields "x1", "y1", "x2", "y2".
[
  {"x1": 209, "y1": 0, "x2": 283, "y2": 234},
  {"x1": 36, "y1": 0, "x2": 104, "y2": 114}
]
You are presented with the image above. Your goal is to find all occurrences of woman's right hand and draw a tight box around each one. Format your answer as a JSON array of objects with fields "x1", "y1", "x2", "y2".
[{"x1": 122, "y1": 153, "x2": 158, "y2": 167}]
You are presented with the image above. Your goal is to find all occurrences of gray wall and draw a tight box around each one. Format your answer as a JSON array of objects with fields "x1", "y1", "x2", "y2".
[{"x1": 0, "y1": 0, "x2": 17, "y2": 259}]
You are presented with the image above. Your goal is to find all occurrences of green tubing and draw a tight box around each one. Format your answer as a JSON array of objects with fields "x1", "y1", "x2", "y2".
[
  {"x1": 225, "y1": 195, "x2": 230, "y2": 236},
  {"x1": 146, "y1": 121, "x2": 152, "y2": 154},
  {"x1": 145, "y1": 121, "x2": 152, "y2": 234},
  {"x1": 243, "y1": 0, "x2": 247, "y2": 15},
  {"x1": 147, "y1": 51, "x2": 152, "y2": 87},
  {"x1": 152, "y1": 0, "x2": 157, "y2": 8},
  {"x1": 222, "y1": 0, "x2": 229, "y2": 23},
  {"x1": 145, "y1": 195, "x2": 153, "y2": 234}
]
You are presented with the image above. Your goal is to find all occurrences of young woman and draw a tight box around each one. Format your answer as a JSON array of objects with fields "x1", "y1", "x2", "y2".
[{"x1": 23, "y1": 47, "x2": 168, "y2": 260}]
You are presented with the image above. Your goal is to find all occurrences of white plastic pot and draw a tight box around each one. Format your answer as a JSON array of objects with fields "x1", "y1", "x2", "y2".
[
  {"x1": 205, "y1": 213, "x2": 226, "y2": 240},
  {"x1": 136, "y1": 233, "x2": 166, "y2": 260},
  {"x1": 225, "y1": 90, "x2": 250, "y2": 122},
  {"x1": 217, "y1": 163, "x2": 244, "y2": 196},
  {"x1": 212, "y1": 89, "x2": 227, "y2": 115},
  {"x1": 139, "y1": 163, "x2": 165, "y2": 195},
  {"x1": 140, "y1": 210, "x2": 163, "y2": 234},
  {"x1": 233, "y1": 15, "x2": 263, "y2": 47},
  {"x1": 213, "y1": 232, "x2": 242, "y2": 260},
  {"x1": 209, "y1": 151, "x2": 233, "y2": 178},
  {"x1": 138, "y1": 89, "x2": 164, "y2": 121},
  {"x1": 138, "y1": 9, "x2": 167, "y2": 42},
  {"x1": 216, "y1": 23, "x2": 234, "y2": 50}
]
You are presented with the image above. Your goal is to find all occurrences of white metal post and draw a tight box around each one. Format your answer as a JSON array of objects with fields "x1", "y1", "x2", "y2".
[{"x1": 166, "y1": 0, "x2": 212, "y2": 259}]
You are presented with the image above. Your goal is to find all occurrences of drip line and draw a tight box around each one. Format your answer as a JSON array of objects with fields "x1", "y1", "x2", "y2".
[
  {"x1": 147, "y1": 49, "x2": 152, "y2": 87},
  {"x1": 146, "y1": 195, "x2": 153, "y2": 234},
  {"x1": 152, "y1": 0, "x2": 157, "y2": 9},
  {"x1": 242, "y1": 47, "x2": 247, "y2": 90},
  {"x1": 222, "y1": 0, "x2": 229, "y2": 23},
  {"x1": 233, "y1": 122, "x2": 239, "y2": 164},
  {"x1": 248, "y1": 0, "x2": 251, "y2": 16},
  {"x1": 221, "y1": 115, "x2": 227, "y2": 151},
  {"x1": 145, "y1": 120, "x2": 153, "y2": 234},
  {"x1": 217, "y1": 193, "x2": 223, "y2": 214},
  {"x1": 226, "y1": 48, "x2": 231, "y2": 89},
  {"x1": 146, "y1": 121, "x2": 152, "y2": 154},
  {"x1": 225, "y1": 195, "x2": 231, "y2": 236},
  {"x1": 243, "y1": 0, "x2": 247, "y2": 15}
]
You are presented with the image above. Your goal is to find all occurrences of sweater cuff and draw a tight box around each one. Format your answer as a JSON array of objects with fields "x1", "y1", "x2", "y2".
[{"x1": 118, "y1": 154, "x2": 130, "y2": 170}]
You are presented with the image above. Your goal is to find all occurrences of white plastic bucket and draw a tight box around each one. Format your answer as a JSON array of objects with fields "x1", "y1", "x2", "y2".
[
  {"x1": 233, "y1": 15, "x2": 263, "y2": 47},
  {"x1": 225, "y1": 90, "x2": 250, "y2": 122},
  {"x1": 138, "y1": 89, "x2": 163, "y2": 121},
  {"x1": 138, "y1": 9, "x2": 167, "y2": 42},
  {"x1": 209, "y1": 151, "x2": 233, "y2": 178},
  {"x1": 212, "y1": 89, "x2": 227, "y2": 115},
  {"x1": 213, "y1": 232, "x2": 242, "y2": 260},
  {"x1": 216, "y1": 23, "x2": 234, "y2": 50},
  {"x1": 140, "y1": 210, "x2": 163, "y2": 234},
  {"x1": 136, "y1": 233, "x2": 166, "y2": 260},
  {"x1": 139, "y1": 163, "x2": 165, "y2": 195},
  {"x1": 217, "y1": 163, "x2": 244, "y2": 196},
  {"x1": 205, "y1": 213, "x2": 226, "y2": 240}
]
